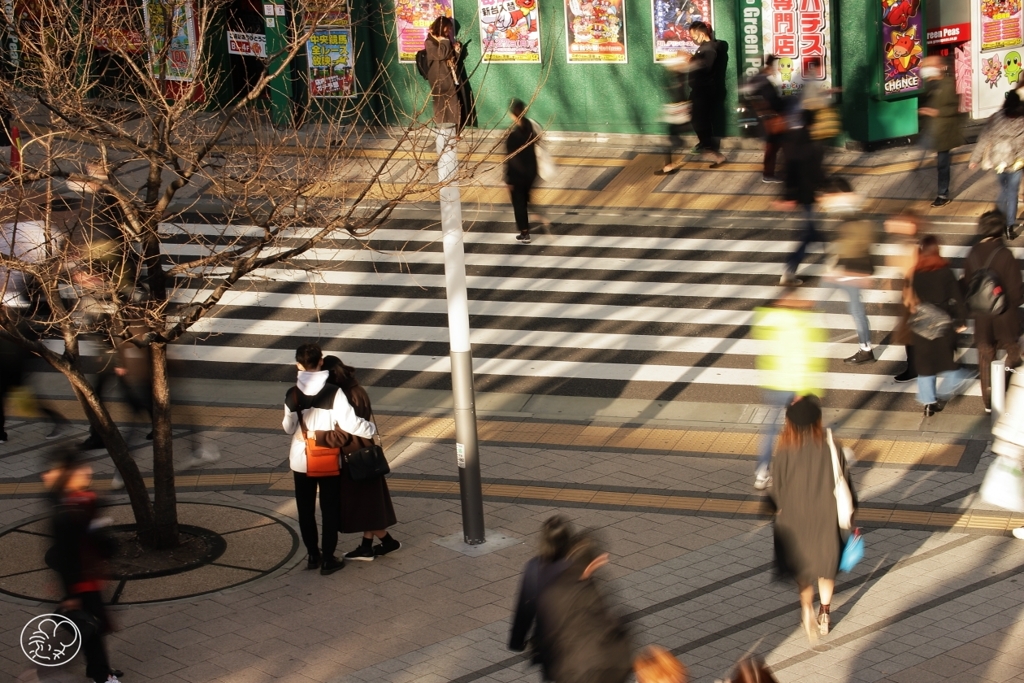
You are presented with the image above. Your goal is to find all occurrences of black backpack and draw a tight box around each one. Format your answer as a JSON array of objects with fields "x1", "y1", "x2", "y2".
[
  {"x1": 415, "y1": 49, "x2": 430, "y2": 80},
  {"x1": 966, "y1": 247, "x2": 1008, "y2": 315}
]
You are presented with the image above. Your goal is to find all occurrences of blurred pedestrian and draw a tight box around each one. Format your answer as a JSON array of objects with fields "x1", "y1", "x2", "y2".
[
  {"x1": 743, "y1": 55, "x2": 786, "y2": 183},
  {"x1": 42, "y1": 446, "x2": 123, "y2": 683},
  {"x1": 283, "y1": 343, "x2": 376, "y2": 575},
  {"x1": 719, "y1": 656, "x2": 779, "y2": 683},
  {"x1": 883, "y1": 210, "x2": 923, "y2": 383},
  {"x1": 506, "y1": 98, "x2": 540, "y2": 245},
  {"x1": 0, "y1": 334, "x2": 66, "y2": 442},
  {"x1": 770, "y1": 395, "x2": 854, "y2": 641},
  {"x1": 685, "y1": 21, "x2": 726, "y2": 168},
  {"x1": 509, "y1": 515, "x2": 575, "y2": 680},
  {"x1": 909, "y1": 235, "x2": 974, "y2": 416},
  {"x1": 536, "y1": 532, "x2": 633, "y2": 683},
  {"x1": 634, "y1": 645, "x2": 687, "y2": 683},
  {"x1": 820, "y1": 178, "x2": 878, "y2": 365},
  {"x1": 964, "y1": 210, "x2": 1023, "y2": 413},
  {"x1": 320, "y1": 355, "x2": 400, "y2": 561},
  {"x1": 751, "y1": 291, "x2": 826, "y2": 490},
  {"x1": 969, "y1": 88, "x2": 1024, "y2": 237},
  {"x1": 424, "y1": 16, "x2": 462, "y2": 129},
  {"x1": 778, "y1": 91, "x2": 825, "y2": 286},
  {"x1": 658, "y1": 52, "x2": 691, "y2": 175},
  {"x1": 919, "y1": 56, "x2": 964, "y2": 208}
]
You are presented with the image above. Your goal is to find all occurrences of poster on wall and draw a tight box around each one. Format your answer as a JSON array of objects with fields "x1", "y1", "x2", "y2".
[
  {"x1": 478, "y1": 0, "x2": 541, "y2": 62},
  {"x1": 143, "y1": 0, "x2": 199, "y2": 81},
  {"x1": 306, "y1": 27, "x2": 356, "y2": 97},
  {"x1": 880, "y1": 0, "x2": 924, "y2": 97},
  {"x1": 314, "y1": 0, "x2": 350, "y2": 26},
  {"x1": 652, "y1": 0, "x2": 711, "y2": 62},
  {"x1": 396, "y1": 0, "x2": 452, "y2": 62},
  {"x1": 565, "y1": 0, "x2": 626, "y2": 62},
  {"x1": 981, "y1": 0, "x2": 1023, "y2": 51},
  {"x1": 760, "y1": 0, "x2": 831, "y2": 97}
]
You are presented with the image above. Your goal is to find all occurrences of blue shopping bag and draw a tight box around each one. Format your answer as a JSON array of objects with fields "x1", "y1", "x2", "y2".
[{"x1": 839, "y1": 529, "x2": 864, "y2": 573}]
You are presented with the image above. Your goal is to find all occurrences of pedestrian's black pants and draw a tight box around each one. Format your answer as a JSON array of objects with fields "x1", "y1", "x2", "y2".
[
  {"x1": 80, "y1": 591, "x2": 112, "y2": 683},
  {"x1": 510, "y1": 183, "x2": 532, "y2": 233},
  {"x1": 293, "y1": 471, "x2": 340, "y2": 558}
]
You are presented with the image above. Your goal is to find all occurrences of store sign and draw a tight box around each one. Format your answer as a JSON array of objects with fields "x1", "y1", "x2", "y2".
[
  {"x1": 478, "y1": 0, "x2": 541, "y2": 62},
  {"x1": 881, "y1": 0, "x2": 924, "y2": 97},
  {"x1": 565, "y1": 0, "x2": 627, "y2": 62},
  {"x1": 973, "y1": 1, "x2": 1024, "y2": 118},
  {"x1": 737, "y1": 0, "x2": 763, "y2": 78},
  {"x1": 227, "y1": 31, "x2": 265, "y2": 57},
  {"x1": 761, "y1": 0, "x2": 831, "y2": 97},
  {"x1": 652, "y1": 0, "x2": 711, "y2": 63},
  {"x1": 306, "y1": 27, "x2": 355, "y2": 97},
  {"x1": 927, "y1": 22, "x2": 970, "y2": 47}
]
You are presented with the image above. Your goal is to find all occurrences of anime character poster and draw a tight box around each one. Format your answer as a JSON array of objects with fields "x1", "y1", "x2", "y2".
[
  {"x1": 565, "y1": 0, "x2": 626, "y2": 63},
  {"x1": 143, "y1": 0, "x2": 198, "y2": 81},
  {"x1": 306, "y1": 27, "x2": 356, "y2": 97},
  {"x1": 396, "y1": 0, "x2": 452, "y2": 62},
  {"x1": 652, "y1": 0, "x2": 710, "y2": 62},
  {"x1": 761, "y1": 0, "x2": 831, "y2": 97},
  {"x1": 881, "y1": 0, "x2": 924, "y2": 97},
  {"x1": 479, "y1": 0, "x2": 541, "y2": 62},
  {"x1": 981, "y1": 0, "x2": 1023, "y2": 51}
]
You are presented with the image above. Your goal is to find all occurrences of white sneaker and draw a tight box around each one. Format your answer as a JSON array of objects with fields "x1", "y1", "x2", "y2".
[
  {"x1": 780, "y1": 273, "x2": 803, "y2": 287},
  {"x1": 754, "y1": 467, "x2": 772, "y2": 490},
  {"x1": 1012, "y1": 527, "x2": 1024, "y2": 540},
  {"x1": 110, "y1": 472, "x2": 123, "y2": 490}
]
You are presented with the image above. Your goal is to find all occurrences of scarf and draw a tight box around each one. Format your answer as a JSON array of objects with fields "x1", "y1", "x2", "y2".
[{"x1": 913, "y1": 252, "x2": 949, "y2": 273}]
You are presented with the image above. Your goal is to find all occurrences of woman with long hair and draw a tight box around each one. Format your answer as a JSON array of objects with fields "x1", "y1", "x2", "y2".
[
  {"x1": 321, "y1": 355, "x2": 400, "y2": 561},
  {"x1": 634, "y1": 645, "x2": 687, "y2": 683},
  {"x1": 424, "y1": 16, "x2": 461, "y2": 128},
  {"x1": 969, "y1": 87, "x2": 1024, "y2": 238},
  {"x1": 769, "y1": 395, "x2": 855, "y2": 641}
]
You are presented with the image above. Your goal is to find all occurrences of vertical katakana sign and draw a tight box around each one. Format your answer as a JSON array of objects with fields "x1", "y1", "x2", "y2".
[{"x1": 761, "y1": 0, "x2": 831, "y2": 97}]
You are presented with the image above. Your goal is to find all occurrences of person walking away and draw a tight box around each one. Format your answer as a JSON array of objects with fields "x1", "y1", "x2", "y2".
[
  {"x1": 909, "y1": 235, "x2": 974, "y2": 416},
  {"x1": 658, "y1": 52, "x2": 691, "y2": 175},
  {"x1": 536, "y1": 532, "x2": 633, "y2": 683},
  {"x1": 964, "y1": 210, "x2": 1023, "y2": 413},
  {"x1": 751, "y1": 291, "x2": 826, "y2": 490},
  {"x1": 969, "y1": 88, "x2": 1024, "y2": 238},
  {"x1": 424, "y1": 16, "x2": 462, "y2": 130},
  {"x1": 685, "y1": 21, "x2": 726, "y2": 168},
  {"x1": 634, "y1": 645, "x2": 687, "y2": 683},
  {"x1": 777, "y1": 122, "x2": 823, "y2": 286},
  {"x1": 506, "y1": 98, "x2": 539, "y2": 245},
  {"x1": 769, "y1": 395, "x2": 855, "y2": 641},
  {"x1": 509, "y1": 515, "x2": 575, "y2": 681},
  {"x1": 0, "y1": 333, "x2": 66, "y2": 442},
  {"x1": 744, "y1": 55, "x2": 785, "y2": 183},
  {"x1": 42, "y1": 446, "x2": 123, "y2": 683},
  {"x1": 319, "y1": 355, "x2": 401, "y2": 561},
  {"x1": 820, "y1": 178, "x2": 878, "y2": 365},
  {"x1": 883, "y1": 210, "x2": 923, "y2": 382},
  {"x1": 283, "y1": 343, "x2": 376, "y2": 575},
  {"x1": 919, "y1": 56, "x2": 964, "y2": 208}
]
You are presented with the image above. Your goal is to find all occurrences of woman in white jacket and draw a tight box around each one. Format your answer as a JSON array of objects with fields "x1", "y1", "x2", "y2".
[{"x1": 283, "y1": 343, "x2": 376, "y2": 575}]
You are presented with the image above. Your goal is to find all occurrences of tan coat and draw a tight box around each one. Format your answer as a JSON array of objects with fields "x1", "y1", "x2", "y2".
[{"x1": 424, "y1": 36, "x2": 460, "y2": 126}]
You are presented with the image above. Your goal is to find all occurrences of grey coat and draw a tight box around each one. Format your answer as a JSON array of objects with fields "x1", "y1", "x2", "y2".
[{"x1": 424, "y1": 36, "x2": 460, "y2": 126}]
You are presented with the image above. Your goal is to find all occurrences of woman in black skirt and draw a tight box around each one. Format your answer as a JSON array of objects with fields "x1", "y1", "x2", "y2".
[{"x1": 321, "y1": 356, "x2": 400, "y2": 561}]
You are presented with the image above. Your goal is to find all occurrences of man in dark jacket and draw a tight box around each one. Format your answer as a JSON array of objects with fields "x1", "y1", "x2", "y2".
[
  {"x1": 965, "y1": 210, "x2": 1023, "y2": 412},
  {"x1": 686, "y1": 21, "x2": 726, "y2": 167},
  {"x1": 535, "y1": 533, "x2": 632, "y2": 683},
  {"x1": 505, "y1": 98, "x2": 539, "y2": 245},
  {"x1": 919, "y1": 55, "x2": 964, "y2": 207}
]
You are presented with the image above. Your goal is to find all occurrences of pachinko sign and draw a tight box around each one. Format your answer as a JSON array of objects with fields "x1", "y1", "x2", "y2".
[
  {"x1": 652, "y1": 0, "x2": 711, "y2": 62},
  {"x1": 479, "y1": 0, "x2": 541, "y2": 62},
  {"x1": 565, "y1": 0, "x2": 626, "y2": 62},
  {"x1": 143, "y1": 0, "x2": 198, "y2": 81},
  {"x1": 880, "y1": 0, "x2": 924, "y2": 97},
  {"x1": 761, "y1": 0, "x2": 831, "y2": 97},
  {"x1": 306, "y1": 27, "x2": 356, "y2": 97},
  {"x1": 981, "y1": 0, "x2": 1023, "y2": 51},
  {"x1": 396, "y1": 0, "x2": 452, "y2": 62}
]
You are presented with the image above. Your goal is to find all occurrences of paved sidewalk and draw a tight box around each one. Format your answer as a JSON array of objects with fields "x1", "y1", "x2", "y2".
[{"x1": 3, "y1": 378, "x2": 1024, "y2": 683}]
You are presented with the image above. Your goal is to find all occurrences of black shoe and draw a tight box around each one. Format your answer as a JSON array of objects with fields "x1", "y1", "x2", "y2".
[
  {"x1": 1007, "y1": 226, "x2": 1017, "y2": 241},
  {"x1": 305, "y1": 553, "x2": 321, "y2": 570},
  {"x1": 844, "y1": 349, "x2": 876, "y2": 365},
  {"x1": 893, "y1": 368, "x2": 917, "y2": 383},
  {"x1": 344, "y1": 544, "x2": 375, "y2": 562},
  {"x1": 516, "y1": 232, "x2": 531, "y2": 244},
  {"x1": 923, "y1": 401, "x2": 946, "y2": 417},
  {"x1": 145, "y1": 431, "x2": 153, "y2": 440},
  {"x1": 373, "y1": 536, "x2": 402, "y2": 557},
  {"x1": 930, "y1": 196, "x2": 951, "y2": 208},
  {"x1": 79, "y1": 435, "x2": 104, "y2": 451},
  {"x1": 320, "y1": 556, "x2": 345, "y2": 575}
]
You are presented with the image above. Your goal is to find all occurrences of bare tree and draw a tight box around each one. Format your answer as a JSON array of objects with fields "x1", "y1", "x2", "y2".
[{"x1": 0, "y1": 0, "x2": 505, "y2": 547}]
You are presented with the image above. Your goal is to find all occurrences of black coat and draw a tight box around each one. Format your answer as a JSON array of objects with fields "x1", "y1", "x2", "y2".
[
  {"x1": 911, "y1": 266, "x2": 967, "y2": 376},
  {"x1": 964, "y1": 237, "x2": 1023, "y2": 348},
  {"x1": 505, "y1": 119, "x2": 538, "y2": 187},
  {"x1": 509, "y1": 556, "x2": 569, "y2": 680}
]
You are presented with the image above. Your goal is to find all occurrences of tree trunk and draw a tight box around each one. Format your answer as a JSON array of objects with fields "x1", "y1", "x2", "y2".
[{"x1": 149, "y1": 341, "x2": 179, "y2": 548}]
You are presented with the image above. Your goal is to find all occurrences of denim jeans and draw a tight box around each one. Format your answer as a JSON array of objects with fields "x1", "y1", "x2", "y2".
[
  {"x1": 916, "y1": 367, "x2": 973, "y2": 405},
  {"x1": 830, "y1": 281, "x2": 871, "y2": 346},
  {"x1": 785, "y1": 205, "x2": 822, "y2": 274},
  {"x1": 936, "y1": 150, "x2": 951, "y2": 198},
  {"x1": 998, "y1": 170, "x2": 1022, "y2": 226},
  {"x1": 758, "y1": 389, "x2": 795, "y2": 470}
]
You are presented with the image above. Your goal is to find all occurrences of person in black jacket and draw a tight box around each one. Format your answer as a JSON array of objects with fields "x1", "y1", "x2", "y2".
[
  {"x1": 685, "y1": 21, "x2": 726, "y2": 167},
  {"x1": 745, "y1": 55, "x2": 785, "y2": 183},
  {"x1": 505, "y1": 98, "x2": 539, "y2": 245},
  {"x1": 964, "y1": 210, "x2": 1023, "y2": 412},
  {"x1": 42, "y1": 446, "x2": 123, "y2": 683},
  {"x1": 509, "y1": 515, "x2": 575, "y2": 680}
]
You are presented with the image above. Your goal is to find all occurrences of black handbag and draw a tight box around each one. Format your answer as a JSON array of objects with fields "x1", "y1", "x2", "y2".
[
  {"x1": 343, "y1": 443, "x2": 390, "y2": 481},
  {"x1": 908, "y1": 302, "x2": 953, "y2": 340}
]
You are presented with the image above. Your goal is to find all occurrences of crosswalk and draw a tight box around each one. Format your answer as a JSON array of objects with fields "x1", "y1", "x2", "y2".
[{"x1": 161, "y1": 216, "x2": 1007, "y2": 409}]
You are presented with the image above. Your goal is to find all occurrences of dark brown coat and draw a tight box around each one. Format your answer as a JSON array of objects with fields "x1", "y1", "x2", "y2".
[
  {"x1": 964, "y1": 237, "x2": 1023, "y2": 348},
  {"x1": 911, "y1": 267, "x2": 967, "y2": 376},
  {"x1": 425, "y1": 36, "x2": 460, "y2": 126}
]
